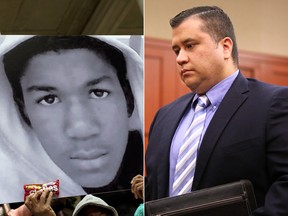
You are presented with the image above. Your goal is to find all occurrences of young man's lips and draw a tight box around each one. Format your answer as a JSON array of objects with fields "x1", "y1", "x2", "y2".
[{"x1": 70, "y1": 151, "x2": 107, "y2": 160}]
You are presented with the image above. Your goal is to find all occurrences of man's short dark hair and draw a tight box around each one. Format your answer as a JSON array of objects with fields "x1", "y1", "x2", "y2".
[
  {"x1": 170, "y1": 6, "x2": 238, "y2": 66},
  {"x1": 3, "y1": 36, "x2": 134, "y2": 125}
]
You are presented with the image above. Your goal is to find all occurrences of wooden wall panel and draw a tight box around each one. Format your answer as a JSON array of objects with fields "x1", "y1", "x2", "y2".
[
  {"x1": 144, "y1": 55, "x2": 161, "y2": 150},
  {"x1": 261, "y1": 64, "x2": 288, "y2": 86},
  {"x1": 239, "y1": 50, "x2": 288, "y2": 86}
]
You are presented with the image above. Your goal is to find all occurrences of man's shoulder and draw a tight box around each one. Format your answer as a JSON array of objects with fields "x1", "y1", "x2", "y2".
[
  {"x1": 152, "y1": 92, "x2": 193, "y2": 122},
  {"x1": 246, "y1": 78, "x2": 288, "y2": 94},
  {"x1": 160, "y1": 92, "x2": 193, "y2": 111}
]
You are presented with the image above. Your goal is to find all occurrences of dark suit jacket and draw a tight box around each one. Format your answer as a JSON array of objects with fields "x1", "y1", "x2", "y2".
[{"x1": 145, "y1": 73, "x2": 288, "y2": 215}]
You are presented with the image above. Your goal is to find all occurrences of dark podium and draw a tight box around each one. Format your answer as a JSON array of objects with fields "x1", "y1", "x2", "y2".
[{"x1": 145, "y1": 180, "x2": 257, "y2": 216}]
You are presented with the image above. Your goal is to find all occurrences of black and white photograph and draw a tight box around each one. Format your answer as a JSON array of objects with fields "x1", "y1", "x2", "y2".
[{"x1": 0, "y1": 35, "x2": 143, "y2": 205}]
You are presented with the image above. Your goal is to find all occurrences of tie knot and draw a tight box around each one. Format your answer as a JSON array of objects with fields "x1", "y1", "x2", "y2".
[{"x1": 197, "y1": 95, "x2": 209, "y2": 108}]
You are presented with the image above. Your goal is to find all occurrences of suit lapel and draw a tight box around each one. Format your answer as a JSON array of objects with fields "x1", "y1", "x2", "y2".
[
  {"x1": 156, "y1": 93, "x2": 194, "y2": 197},
  {"x1": 192, "y1": 73, "x2": 250, "y2": 189}
]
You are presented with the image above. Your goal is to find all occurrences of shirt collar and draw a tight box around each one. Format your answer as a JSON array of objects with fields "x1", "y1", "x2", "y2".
[{"x1": 192, "y1": 70, "x2": 239, "y2": 108}]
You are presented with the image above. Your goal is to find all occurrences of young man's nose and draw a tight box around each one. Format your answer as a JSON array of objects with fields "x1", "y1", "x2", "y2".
[
  {"x1": 64, "y1": 100, "x2": 99, "y2": 139},
  {"x1": 176, "y1": 50, "x2": 189, "y2": 65}
]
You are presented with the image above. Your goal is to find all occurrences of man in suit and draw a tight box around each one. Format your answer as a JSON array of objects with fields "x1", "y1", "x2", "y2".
[{"x1": 145, "y1": 6, "x2": 288, "y2": 215}]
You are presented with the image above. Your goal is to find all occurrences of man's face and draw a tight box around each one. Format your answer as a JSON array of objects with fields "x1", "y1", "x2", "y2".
[
  {"x1": 21, "y1": 49, "x2": 129, "y2": 188},
  {"x1": 171, "y1": 16, "x2": 227, "y2": 94}
]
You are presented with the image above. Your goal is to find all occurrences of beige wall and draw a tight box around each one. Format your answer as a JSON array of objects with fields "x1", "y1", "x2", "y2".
[{"x1": 145, "y1": 0, "x2": 288, "y2": 57}]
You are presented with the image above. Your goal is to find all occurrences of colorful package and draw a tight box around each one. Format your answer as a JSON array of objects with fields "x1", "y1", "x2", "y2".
[{"x1": 23, "y1": 179, "x2": 60, "y2": 200}]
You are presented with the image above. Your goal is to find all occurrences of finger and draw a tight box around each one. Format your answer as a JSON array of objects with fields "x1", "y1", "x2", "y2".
[
  {"x1": 132, "y1": 179, "x2": 138, "y2": 185},
  {"x1": 131, "y1": 187, "x2": 138, "y2": 199},
  {"x1": 132, "y1": 183, "x2": 142, "y2": 194},
  {"x1": 135, "y1": 174, "x2": 143, "y2": 179},
  {"x1": 35, "y1": 189, "x2": 46, "y2": 206},
  {"x1": 131, "y1": 175, "x2": 136, "y2": 184},
  {"x1": 131, "y1": 174, "x2": 142, "y2": 184},
  {"x1": 134, "y1": 192, "x2": 139, "y2": 199},
  {"x1": 131, "y1": 186, "x2": 139, "y2": 199},
  {"x1": 30, "y1": 190, "x2": 42, "y2": 204},
  {"x1": 25, "y1": 193, "x2": 32, "y2": 204},
  {"x1": 132, "y1": 186, "x2": 141, "y2": 198},
  {"x1": 135, "y1": 188, "x2": 143, "y2": 199},
  {"x1": 131, "y1": 184, "x2": 137, "y2": 193},
  {"x1": 40, "y1": 189, "x2": 50, "y2": 204},
  {"x1": 133, "y1": 177, "x2": 143, "y2": 186},
  {"x1": 25, "y1": 195, "x2": 33, "y2": 210},
  {"x1": 135, "y1": 181, "x2": 143, "y2": 186},
  {"x1": 132, "y1": 179, "x2": 141, "y2": 188},
  {"x1": 136, "y1": 188, "x2": 144, "y2": 199},
  {"x1": 46, "y1": 191, "x2": 53, "y2": 205}
]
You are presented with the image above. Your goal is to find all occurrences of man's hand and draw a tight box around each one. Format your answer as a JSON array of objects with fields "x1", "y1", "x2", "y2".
[
  {"x1": 131, "y1": 174, "x2": 144, "y2": 200},
  {"x1": 25, "y1": 189, "x2": 56, "y2": 216}
]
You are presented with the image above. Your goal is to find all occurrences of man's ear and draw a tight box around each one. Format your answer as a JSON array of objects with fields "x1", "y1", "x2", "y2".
[{"x1": 222, "y1": 37, "x2": 233, "y2": 60}]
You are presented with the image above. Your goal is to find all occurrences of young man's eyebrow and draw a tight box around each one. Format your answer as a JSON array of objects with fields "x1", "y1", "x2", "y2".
[
  {"x1": 26, "y1": 76, "x2": 112, "y2": 92},
  {"x1": 86, "y1": 75, "x2": 112, "y2": 87},
  {"x1": 26, "y1": 86, "x2": 56, "y2": 92}
]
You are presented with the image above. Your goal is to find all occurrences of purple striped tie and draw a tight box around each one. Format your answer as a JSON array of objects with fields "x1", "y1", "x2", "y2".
[{"x1": 172, "y1": 95, "x2": 209, "y2": 196}]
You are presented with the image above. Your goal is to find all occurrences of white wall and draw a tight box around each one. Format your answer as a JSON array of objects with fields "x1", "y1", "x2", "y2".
[{"x1": 145, "y1": 0, "x2": 288, "y2": 57}]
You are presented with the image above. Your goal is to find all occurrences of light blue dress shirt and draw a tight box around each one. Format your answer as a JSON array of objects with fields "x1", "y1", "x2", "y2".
[{"x1": 169, "y1": 70, "x2": 239, "y2": 196}]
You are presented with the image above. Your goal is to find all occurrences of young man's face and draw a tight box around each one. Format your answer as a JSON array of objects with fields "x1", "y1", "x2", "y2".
[{"x1": 20, "y1": 49, "x2": 129, "y2": 188}]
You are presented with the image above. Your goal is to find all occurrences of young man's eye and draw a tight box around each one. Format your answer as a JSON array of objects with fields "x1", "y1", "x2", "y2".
[
  {"x1": 37, "y1": 95, "x2": 60, "y2": 106},
  {"x1": 89, "y1": 89, "x2": 110, "y2": 99}
]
